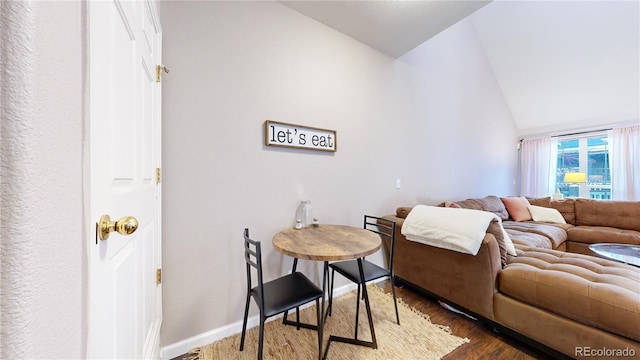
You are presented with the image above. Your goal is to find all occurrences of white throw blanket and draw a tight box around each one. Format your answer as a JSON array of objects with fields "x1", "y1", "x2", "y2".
[{"x1": 401, "y1": 205, "x2": 506, "y2": 256}]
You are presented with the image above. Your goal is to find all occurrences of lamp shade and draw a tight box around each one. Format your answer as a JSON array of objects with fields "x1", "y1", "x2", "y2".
[{"x1": 564, "y1": 172, "x2": 587, "y2": 184}]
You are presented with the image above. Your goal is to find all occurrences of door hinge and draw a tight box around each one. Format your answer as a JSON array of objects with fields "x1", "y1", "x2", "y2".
[
  {"x1": 155, "y1": 167, "x2": 161, "y2": 184},
  {"x1": 156, "y1": 268, "x2": 162, "y2": 285},
  {"x1": 156, "y1": 65, "x2": 169, "y2": 82}
]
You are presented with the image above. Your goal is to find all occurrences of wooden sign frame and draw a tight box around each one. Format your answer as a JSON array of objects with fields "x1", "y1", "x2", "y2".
[{"x1": 264, "y1": 120, "x2": 337, "y2": 152}]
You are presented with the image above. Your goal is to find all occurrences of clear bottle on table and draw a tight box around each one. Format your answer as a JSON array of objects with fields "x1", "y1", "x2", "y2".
[{"x1": 295, "y1": 200, "x2": 313, "y2": 228}]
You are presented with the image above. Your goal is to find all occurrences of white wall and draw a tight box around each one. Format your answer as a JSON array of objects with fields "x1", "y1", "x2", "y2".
[
  {"x1": 399, "y1": 19, "x2": 519, "y2": 201},
  {"x1": 0, "y1": 1, "x2": 85, "y2": 358},
  {"x1": 160, "y1": 0, "x2": 517, "y2": 353}
]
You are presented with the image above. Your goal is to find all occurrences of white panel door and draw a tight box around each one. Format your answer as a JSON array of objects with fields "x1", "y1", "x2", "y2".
[{"x1": 87, "y1": 1, "x2": 162, "y2": 358}]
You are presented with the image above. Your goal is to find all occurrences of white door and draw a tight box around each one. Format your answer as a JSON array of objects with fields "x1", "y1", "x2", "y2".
[{"x1": 87, "y1": 1, "x2": 163, "y2": 358}]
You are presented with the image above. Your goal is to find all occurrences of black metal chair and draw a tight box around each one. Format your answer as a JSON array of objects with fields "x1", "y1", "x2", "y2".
[
  {"x1": 240, "y1": 228, "x2": 324, "y2": 360},
  {"x1": 328, "y1": 215, "x2": 399, "y2": 330}
]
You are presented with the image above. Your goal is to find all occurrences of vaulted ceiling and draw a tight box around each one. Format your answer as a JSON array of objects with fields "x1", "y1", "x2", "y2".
[
  {"x1": 279, "y1": 0, "x2": 490, "y2": 58},
  {"x1": 279, "y1": 0, "x2": 640, "y2": 135}
]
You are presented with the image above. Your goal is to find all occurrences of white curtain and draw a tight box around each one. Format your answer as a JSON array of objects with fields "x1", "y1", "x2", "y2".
[
  {"x1": 520, "y1": 137, "x2": 557, "y2": 198},
  {"x1": 609, "y1": 125, "x2": 640, "y2": 200}
]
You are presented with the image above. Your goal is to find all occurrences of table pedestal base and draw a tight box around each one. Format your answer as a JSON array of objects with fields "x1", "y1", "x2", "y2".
[{"x1": 323, "y1": 335, "x2": 377, "y2": 360}]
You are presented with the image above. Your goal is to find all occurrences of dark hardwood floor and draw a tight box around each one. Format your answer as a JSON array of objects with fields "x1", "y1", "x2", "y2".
[{"x1": 172, "y1": 280, "x2": 559, "y2": 360}]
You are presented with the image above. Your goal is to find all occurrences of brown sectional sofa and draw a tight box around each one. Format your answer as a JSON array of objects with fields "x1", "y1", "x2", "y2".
[{"x1": 383, "y1": 196, "x2": 640, "y2": 359}]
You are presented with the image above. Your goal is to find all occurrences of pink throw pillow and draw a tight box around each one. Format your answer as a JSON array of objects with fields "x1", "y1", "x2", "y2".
[{"x1": 500, "y1": 196, "x2": 532, "y2": 221}]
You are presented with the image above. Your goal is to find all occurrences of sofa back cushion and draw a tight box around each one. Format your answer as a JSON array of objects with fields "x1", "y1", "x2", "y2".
[
  {"x1": 574, "y1": 198, "x2": 640, "y2": 231},
  {"x1": 396, "y1": 207, "x2": 413, "y2": 219},
  {"x1": 451, "y1": 196, "x2": 510, "y2": 220},
  {"x1": 550, "y1": 199, "x2": 576, "y2": 225},
  {"x1": 478, "y1": 196, "x2": 511, "y2": 220},
  {"x1": 527, "y1": 196, "x2": 551, "y2": 208}
]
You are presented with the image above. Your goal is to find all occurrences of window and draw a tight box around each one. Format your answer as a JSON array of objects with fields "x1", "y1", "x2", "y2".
[{"x1": 556, "y1": 135, "x2": 610, "y2": 199}]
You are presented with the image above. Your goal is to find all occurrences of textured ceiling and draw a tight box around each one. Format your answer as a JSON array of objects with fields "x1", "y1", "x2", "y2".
[{"x1": 279, "y1": 0, "x2": 490, "y2": 58}]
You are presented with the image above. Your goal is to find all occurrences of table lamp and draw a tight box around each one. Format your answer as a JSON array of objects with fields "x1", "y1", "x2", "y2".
[{"x1": 564, "y1": 172, "x2": 587, "y2": 185}]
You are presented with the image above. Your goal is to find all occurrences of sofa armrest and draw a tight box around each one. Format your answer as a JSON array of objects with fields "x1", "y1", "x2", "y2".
[{"x1": 383, "y1": 215, "x2": 502, "y2": 321}]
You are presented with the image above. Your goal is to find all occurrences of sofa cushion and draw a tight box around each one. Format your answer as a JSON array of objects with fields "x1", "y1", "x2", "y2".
[
  {"x1": 549, "y1": 199, "x2": 576, "y2": 225},
  {"x1": 568, "y1": 226, "x2": 640, "y2": 246},
  {"x1": 477, "y1": 196, "x2": 510, "y2": 221},
  {"x1": 503, "y1": 221, "x2": 569, "y2": 250},
  {"x1": 501, "y1": 196, "x2": 533, "y2": 222},
  {"x1": 528, "y1": 205, "x2": 566, "y2": 224},
  {"x1": 396, "y1": 207, "x2": 413, "y2": 219},
  {"x1": 487, "y1": 220, "x2": 518, "y2": 265},
  {"x1": 449, "y1": 198, "x2": 483, "y2": 211},
  {"x1": 508, "y1": 229, "x2": 554, "y2": 250},
  {"x1": 436, "y1": 196, "x2": 510, "y2": 220},
  {"x1": 527, "y1": 196, "x2": 552, "y2": 208},
  {"x1": 451, "y1": 196, "x2": 510, "y2": 221},
  {"x1": 487, "y1": 221, "x2": 508, "y2": 266},
  {"x1": 500, "y1": 248, "x2": 640, "y2": 342},
  {"x1": 575, "y1": 198, "x2": 640, "y2": 232}
]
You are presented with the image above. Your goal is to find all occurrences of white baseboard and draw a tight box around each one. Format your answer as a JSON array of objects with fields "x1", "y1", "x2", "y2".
[{"x1": 161, "y1": 283, "x2": 359, "y2": 360}]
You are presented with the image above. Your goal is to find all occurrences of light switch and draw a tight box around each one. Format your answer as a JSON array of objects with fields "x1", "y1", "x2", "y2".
[{"x1": 395, "y1": 179, "x2": 401, "y2": 189}]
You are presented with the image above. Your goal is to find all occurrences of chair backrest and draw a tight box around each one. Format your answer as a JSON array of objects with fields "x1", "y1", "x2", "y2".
[
  {"x1": 244, "y1": 228, "x2": 265, "y2": 311},
  {"x1": 363, "y1": 215, "x2": 397, "y2": 274}
]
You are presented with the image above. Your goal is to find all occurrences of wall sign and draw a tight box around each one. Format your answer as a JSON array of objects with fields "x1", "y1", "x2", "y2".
[{"x1": 264, "y1": 120, "x2": 337, "y2": 152}]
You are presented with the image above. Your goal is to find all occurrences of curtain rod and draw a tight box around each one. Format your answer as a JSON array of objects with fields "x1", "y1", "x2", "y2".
[
  {"x1": 518, "y1": 127, "x2": 612, "y2": 142},
  {"x1": 550, "y1": 128, "x2": 612, "y2": 138}
]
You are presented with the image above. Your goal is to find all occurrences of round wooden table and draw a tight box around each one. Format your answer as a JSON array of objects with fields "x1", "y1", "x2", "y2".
[
  {"x1": 273, "y1": 225, "x2": 381, "y2": 261},
  {"x1": 272, "y1": 224, "x2": 382, "y2": 359}
]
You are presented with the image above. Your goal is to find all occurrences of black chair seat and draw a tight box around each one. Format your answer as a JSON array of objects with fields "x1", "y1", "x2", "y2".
[
  {"x1": 329, "y1": 260, "x2": 388, "y2": 284},
  {"x1": 251, "y1": 272, "x2": 322, "y2": 318}
]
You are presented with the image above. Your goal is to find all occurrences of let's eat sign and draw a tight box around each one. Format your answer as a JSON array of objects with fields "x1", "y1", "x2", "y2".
[{"x1": 264, "y1": 120, "x2": 337, "y2": 152}]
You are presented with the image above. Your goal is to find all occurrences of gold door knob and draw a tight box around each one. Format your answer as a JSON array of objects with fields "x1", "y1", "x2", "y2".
[{"x1": 98, "y1": 215, "x2": 139, "y2": 241}]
